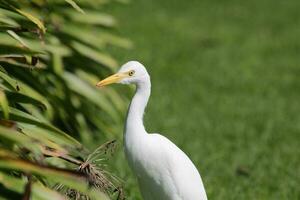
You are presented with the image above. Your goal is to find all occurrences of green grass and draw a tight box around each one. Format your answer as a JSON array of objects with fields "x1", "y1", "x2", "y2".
[{"x1": 106, "y1": 0, "x2": 300, "y2": 199}]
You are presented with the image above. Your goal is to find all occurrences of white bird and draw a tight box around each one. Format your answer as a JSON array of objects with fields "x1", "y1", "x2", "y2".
[{"x1": 97, "y1": 61, "x2": 207, "y2": 200}]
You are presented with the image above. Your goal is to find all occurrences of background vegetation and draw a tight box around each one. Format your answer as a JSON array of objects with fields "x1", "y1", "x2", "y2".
[{"x1": 0, "y1": 0, "x2": 131, "y2": 199}]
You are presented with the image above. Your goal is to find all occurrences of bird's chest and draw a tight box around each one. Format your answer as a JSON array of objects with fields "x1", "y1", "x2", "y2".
[
  {"x1": 124, "y1": 136, "x2": 175, "y2": 200},
  {"x1": 124, "y1": 135, "x2": 163, "y2": 181}
]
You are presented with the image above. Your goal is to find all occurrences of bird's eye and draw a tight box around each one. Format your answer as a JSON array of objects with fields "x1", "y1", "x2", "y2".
[{"x1": 129, "y1": 70, "x2": 135, "y2": 76}]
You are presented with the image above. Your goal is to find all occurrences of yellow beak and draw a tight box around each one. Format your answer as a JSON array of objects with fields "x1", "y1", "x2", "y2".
[{"x1": 96, "y1": 73, "x2": 127, "y2": 87}]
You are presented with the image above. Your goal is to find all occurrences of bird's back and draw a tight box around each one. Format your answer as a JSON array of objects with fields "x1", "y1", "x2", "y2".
[{"x1": 125, "y1": 133, "x2": 207, "y2": 200}]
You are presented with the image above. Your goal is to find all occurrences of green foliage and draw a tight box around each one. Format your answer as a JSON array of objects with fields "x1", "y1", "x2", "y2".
[{"x1": 0, "y1": 0, "x2": 130, "y2": 199}]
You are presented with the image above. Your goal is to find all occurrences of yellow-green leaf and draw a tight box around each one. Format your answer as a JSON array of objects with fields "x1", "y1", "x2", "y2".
[
  {"x1": 0, "y1": 90, "x2": 9, "y2": 119},
  {"x1": 65, "y1": 0, "x2": 85, "y2": 14},
  {"x1": 0, "y1": 156, "x2": 109, "y2": 200},
  {"x1": 14, "y1": 8, "x2": 46, "y2": 34},
  {"x1": 7, "y1": 30, "x2": 29, "y2": 48}
]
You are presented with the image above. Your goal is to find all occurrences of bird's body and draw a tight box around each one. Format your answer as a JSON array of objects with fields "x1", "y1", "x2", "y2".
[
  {"x1": 125, "y1": 133, "x2": 207, "y2": 200},
  {"x1": 97, "y1": 61, "x2": 207, "y2": 200}
]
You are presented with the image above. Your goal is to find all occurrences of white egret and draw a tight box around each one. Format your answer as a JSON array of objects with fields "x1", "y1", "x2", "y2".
[{"x1": 97, "y1": 61, "x2": 207, "y2": 200}]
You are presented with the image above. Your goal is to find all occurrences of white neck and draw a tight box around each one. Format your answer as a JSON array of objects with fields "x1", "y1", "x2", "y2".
[{"x1": 125, "y1": 77, "x2": 151, "y2": 140}]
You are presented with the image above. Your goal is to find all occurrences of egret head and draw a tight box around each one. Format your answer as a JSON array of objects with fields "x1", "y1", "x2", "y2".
[{"x1": 96, "y1": 61, "x2": 150, "y2": 87}]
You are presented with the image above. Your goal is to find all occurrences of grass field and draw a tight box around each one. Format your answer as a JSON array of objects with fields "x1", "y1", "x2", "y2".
[{"x1": 106, "y1": 0, "x2": 300, "y2": 199}]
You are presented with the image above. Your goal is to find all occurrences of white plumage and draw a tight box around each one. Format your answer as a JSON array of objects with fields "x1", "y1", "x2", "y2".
[{"x1": 97, "y1": 61, "x2": 207, "y2": 200}]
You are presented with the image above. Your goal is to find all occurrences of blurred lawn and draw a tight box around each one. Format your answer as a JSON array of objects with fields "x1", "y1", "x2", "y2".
[{"x1": 106, "y1": 0, "x2": 300, "y2": 199}]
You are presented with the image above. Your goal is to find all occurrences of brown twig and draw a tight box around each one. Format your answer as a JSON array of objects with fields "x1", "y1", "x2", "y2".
[{"x1": 22, "y1": 174, "x2": 32, "y2": 200}]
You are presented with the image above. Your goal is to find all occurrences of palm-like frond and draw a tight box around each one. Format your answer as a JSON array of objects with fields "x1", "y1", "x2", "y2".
[{"x1": 0, "y1": 0, "x2": 130, "y2": 199}]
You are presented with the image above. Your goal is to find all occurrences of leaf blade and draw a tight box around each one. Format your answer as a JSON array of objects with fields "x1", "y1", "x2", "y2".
[{"x1": 14, "y1": 8, "x2": 46, "y2": 34}]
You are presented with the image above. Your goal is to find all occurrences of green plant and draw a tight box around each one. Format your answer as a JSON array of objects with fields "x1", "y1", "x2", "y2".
[{"x1": 0, "y1": 0, "x2": 131, "y2": 199}]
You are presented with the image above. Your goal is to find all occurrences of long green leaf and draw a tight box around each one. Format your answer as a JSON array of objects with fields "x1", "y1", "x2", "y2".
[
  {"x1": 0, "y1": 126, "x2": 41, "y2": 154},
  {"x1": 71, "y1": 41, "x2": 117, "y2": 69},
  {"x1": 0, "y1": 156, "x2": 109, "y2": 200},
  {"x1": 0, "y1": 70, "x2": 50, "y2": 111},
  {"x1": 65, "y1": 10, "x2": 116, "y2": 27},
  {"x1": 65, "y1": 0, "x2": 85, "y2": 14},
  {"x1": 0, "y1": 90, "x2": 8, "y2": 119},
  {"x1": 14, "y1": 8, "x2": 46, "y2": 33},
  {"x1": 63, "y1": 72, "x2": 120, "y2": 122},
  {"x1": 0, "y1": 15, "x2": 19, "y2": 27},
  {"x1": 0, "y1": 107, "x2": 82, "y2": 147},
  {"x1": 7, "y1": 30, "x2": 28, "y2": 48},
  {"x1": 5, "y1": 91, "x2": 47, "y2": 110},
  {"x1": 0, "y1": 44, "x2": 40, "y2": 55}
]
